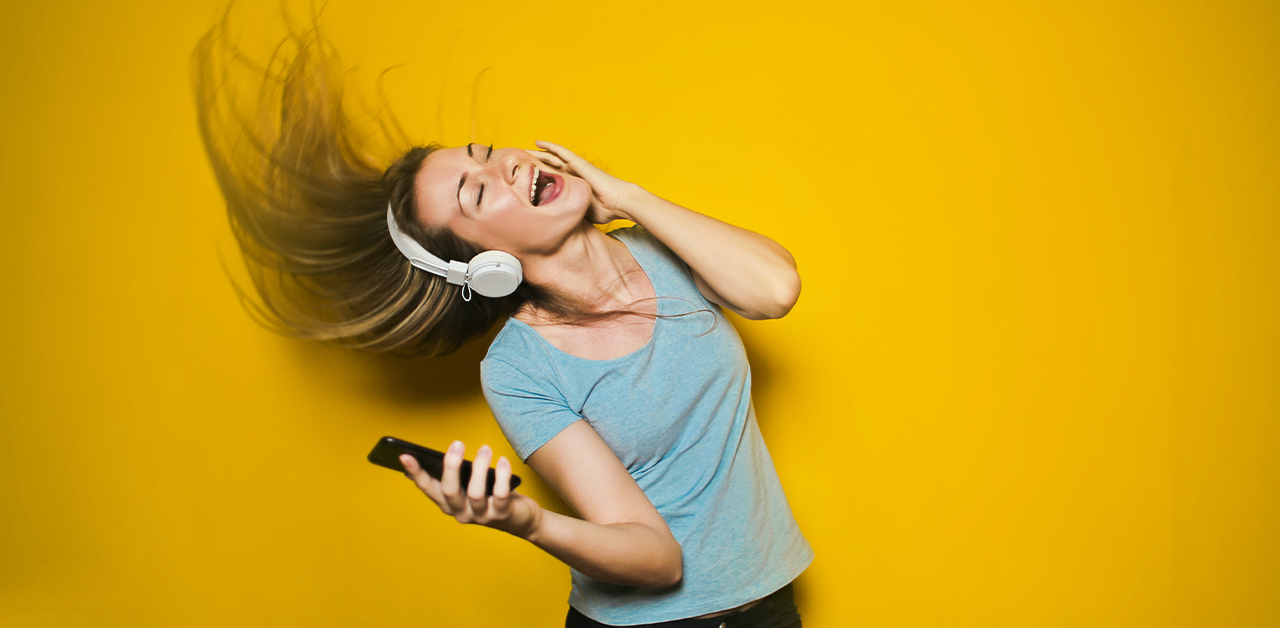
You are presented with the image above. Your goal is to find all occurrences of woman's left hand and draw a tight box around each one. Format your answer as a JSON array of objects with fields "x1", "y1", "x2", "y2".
[
  {"x1": 399, "y1": 443, "x2": 542, "y2": 539},
  {"x1": 527, "y1": 140, "x2": 641, "y2": 224}
]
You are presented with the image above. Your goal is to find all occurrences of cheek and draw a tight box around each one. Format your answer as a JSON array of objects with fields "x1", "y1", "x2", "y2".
[
  {"x1": 481, "y1": 199, "x2": 553, "y2": 249},
  {"x1": 554, "y1": 178, "x2": 592, "y2": 217},
  {"x1": 461, "y1": 186, "x2": 589, "y2": 254}
]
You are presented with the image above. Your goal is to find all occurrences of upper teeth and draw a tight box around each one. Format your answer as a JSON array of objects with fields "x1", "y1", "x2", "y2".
[{"x1": 530, "y1": 166, "x2": 540, "y2": 204}]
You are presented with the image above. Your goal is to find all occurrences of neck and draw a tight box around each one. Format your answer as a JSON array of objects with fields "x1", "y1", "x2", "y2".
[{"x1": 517, "y1": 222, "x2": 645, "y2": 320}]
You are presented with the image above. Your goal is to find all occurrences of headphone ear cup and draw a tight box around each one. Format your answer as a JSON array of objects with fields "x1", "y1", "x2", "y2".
[{"x1": 467, "y1": 250, "x2": 523, "y2": 298}]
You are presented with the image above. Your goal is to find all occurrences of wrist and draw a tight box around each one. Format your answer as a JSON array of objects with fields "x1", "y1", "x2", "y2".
[
  {"x1": 509, "y1": 498, "x2": 545, "y2": 542},
  {"x1": 611, "y1": 183, "x2": 648, "y2": 223}
]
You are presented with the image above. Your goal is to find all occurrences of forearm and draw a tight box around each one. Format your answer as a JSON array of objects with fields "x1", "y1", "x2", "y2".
[
  {"x1": 618, "y1": 185, "x2": 801, "y2": 319},
  {"x1": 524, "y1": 508, "x2": 682, "y2": 588},
  {"x1": 401, "y1": 436, "x2": 682, "y2": 589}
]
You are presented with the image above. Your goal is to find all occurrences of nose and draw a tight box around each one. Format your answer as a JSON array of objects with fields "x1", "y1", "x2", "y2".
[{"x1": 495, "y1": 150, "x2": 523, "y2": 185}]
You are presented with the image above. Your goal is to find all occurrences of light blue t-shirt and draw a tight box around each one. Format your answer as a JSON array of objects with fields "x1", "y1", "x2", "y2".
[{"x1": 480, "y1": 226, "x2": 813, "y2": 625}]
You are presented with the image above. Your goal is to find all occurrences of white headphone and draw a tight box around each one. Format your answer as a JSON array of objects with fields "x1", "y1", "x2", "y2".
[{"x1": 386, "y1": 205, "x2": 523, "y2": 301}]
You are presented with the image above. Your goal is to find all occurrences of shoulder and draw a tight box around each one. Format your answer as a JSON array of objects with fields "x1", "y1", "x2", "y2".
[
  {"x1": 480, "y1": 321, "x2": 580, "y2": 461},
  {"x1": 481, "y1": 319, "x2": 553, "y2": 388},
  {"x1": 609, "y1": 224, "x2": 668, "y2": 260},
  {"x1": 609, "y1": 224, "x2": 699, "y2": 290}
]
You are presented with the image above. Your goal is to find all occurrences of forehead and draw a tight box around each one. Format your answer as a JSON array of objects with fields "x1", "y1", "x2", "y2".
[{"x1": 413, "y1": 146, "x2": 471, "y2": 227}]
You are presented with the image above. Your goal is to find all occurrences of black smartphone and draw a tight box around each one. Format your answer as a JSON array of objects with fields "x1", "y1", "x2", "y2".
[{"x1": 367, "y1": 436, "x2": 521, "y2": 496}]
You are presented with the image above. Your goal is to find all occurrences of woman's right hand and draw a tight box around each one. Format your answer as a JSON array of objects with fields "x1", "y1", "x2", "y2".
[
  {"x1": 526, "y1": 141, "x2": 642, "y2": 225},
  {"x1": 400, "y1": 441, "x2": 543, "y2": 539}
]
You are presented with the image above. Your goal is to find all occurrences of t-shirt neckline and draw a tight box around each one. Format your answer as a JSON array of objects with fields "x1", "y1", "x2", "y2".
[{"x1": 506, "y1": 229, "x2": 660, "y2": 364}]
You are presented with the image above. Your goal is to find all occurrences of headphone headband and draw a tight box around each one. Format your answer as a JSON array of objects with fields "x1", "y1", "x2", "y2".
[{"x1": 386, "y1": 206, "x2": 462, "y2": 284}]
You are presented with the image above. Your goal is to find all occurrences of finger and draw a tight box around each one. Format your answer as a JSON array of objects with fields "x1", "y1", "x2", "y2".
[
  {"x1": 401, "y1": 455, "x2": 446, "y2": 506},
  {"x1": 527, "y1": 153, "x2": 568, "y2": 175},
  {"x1": 533, "y1": 140, "x2": 571, "y2": 155},
  {"x1": 400, "y1": 453, "x2": 417, "y2": 476},
  {"x1": 524, "y1": 149, "x2": 567, "y2": 169},
  {"x1": 467, "y1": 445, "x2": 493, "y2": 509},
  {"x1": 401, "y1": 454, "x2": 431, "y2": 485},
  {"x1": 533, "y1": 141, "x2": 586, "y2": 167},
  {"x1": 491, "y1": 456, "x2": 512, "y2": 509},
  {"x1": 441, "y1": 440, "x2": 467, "y2": 512},
  {"x1": 422, "y1": 476, "x2": 447, "y2": 509}
]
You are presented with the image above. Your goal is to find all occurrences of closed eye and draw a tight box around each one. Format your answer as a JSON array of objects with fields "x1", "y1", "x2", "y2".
[{"x1": 473, "y1": 144, "x2": 493, "y2": 208}]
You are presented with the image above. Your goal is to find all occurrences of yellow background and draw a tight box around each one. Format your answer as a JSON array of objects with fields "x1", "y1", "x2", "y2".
[{"x1": 2, "y1": 0, "x2": 1277, "y2": 626}]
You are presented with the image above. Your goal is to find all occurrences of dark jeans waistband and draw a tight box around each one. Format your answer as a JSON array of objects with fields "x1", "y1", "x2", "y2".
[{"x1": 565, "y1": 582, "x2": 800, "y2": 628}]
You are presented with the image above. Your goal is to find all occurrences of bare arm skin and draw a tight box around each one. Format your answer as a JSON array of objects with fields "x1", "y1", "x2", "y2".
[
  {"x1": 529, "y1": 141, "x2": 802, "y2": 320},
  {"x1": 400, "y1": 420, "x2": 681, "y2": 588},
  {"x1": 522, "y1": 420, "x2": 682, "y2": 587},
  {"x1": 614, "y1": 186, "x2": 800, "y2": 320}
]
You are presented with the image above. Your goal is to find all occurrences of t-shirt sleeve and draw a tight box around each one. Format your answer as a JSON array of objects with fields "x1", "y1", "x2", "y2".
[{"x1": 481, "y1": 357, "x2": 582, "y2": 462}]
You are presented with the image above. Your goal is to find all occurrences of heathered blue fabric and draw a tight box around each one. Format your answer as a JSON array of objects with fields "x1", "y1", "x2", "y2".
[{"x1": 480, "y1": 226, "x2": 813, "y2": 625}]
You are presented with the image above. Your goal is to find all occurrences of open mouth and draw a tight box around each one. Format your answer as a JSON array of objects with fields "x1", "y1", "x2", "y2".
[{"x1": 530, "y1": 166, "x2": 561, "y2": 206}]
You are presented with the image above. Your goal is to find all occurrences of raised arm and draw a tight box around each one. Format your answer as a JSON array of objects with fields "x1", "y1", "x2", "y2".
[
  {"x1": 614, "y1": 187, "x2": 800, "y2": 320},
  {"x1": 529, "y1": 141, "x2": 801, "y2": 320},
  {"x1": 400, "y1": 421, "x2": 682, "y2": 588}
]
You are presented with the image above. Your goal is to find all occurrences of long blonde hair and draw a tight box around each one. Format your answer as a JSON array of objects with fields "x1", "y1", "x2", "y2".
[
  {"x1": 192, "y1": 14, "x2": 533, "y2": 356},
  {"x1": 193, "y1": 13, "x2": 701, "y2": 357}
]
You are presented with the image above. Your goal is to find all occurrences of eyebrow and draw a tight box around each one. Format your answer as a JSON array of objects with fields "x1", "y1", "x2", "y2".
[
  {"x1": 456, "y1": 144, "x2": 485, "y2": 211},
  {"x1": 456, "y1": 173, "x2": 466, "y2": 211}
]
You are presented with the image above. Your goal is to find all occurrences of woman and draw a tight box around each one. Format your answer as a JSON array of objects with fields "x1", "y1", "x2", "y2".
[{"x1": 194, "y1": 17, "x2": 812, "y2": 627}]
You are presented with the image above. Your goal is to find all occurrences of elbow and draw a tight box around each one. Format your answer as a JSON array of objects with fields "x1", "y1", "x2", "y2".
[
  {"x1": 764, "y1": 251, "x2": 802, "y2": 319},
  {"x1": 628, "y1": 536, "x2": 683, "y2": 589},
  {"x1": 658, "y1": 551, "x2": 683, "y2": 588},
  {"x1": 638, "y1": 549, "x2": 683, "y2": 589},
  {"x1": 740, "y1": 273, "x2": 802, "y2": 321},
  {"x1": 619, "y1": 569, "x2": 681, "y2": 590},
  {"x1": 771, "y1": 273, "x2": 802, "y2": 319},
  {"x1": 655, "y1": 569, "x2": 683, "y2": 589},
  {"x1": 591, "y1": 523, "x2": 683, "y2": 588}
]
